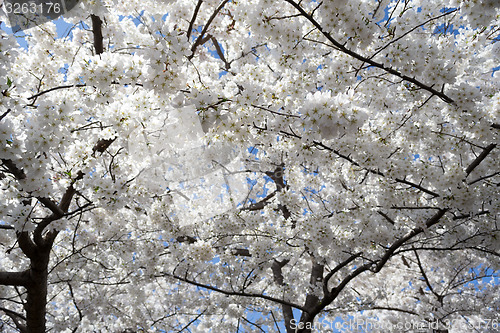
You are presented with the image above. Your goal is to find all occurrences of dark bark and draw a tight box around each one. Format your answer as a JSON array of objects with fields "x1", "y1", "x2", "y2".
[
  {"x1": 283, "y1": 0, "x2": 456, "y2": 104},
  {"x1": 186, "y1": 0, "x2": 203, "y2": 40},
  {"x1": 0, "y1": 270, "x2": 30, "y2": 286},
  {"x1": 297, "y1": 260, "x2": 324, "y2": 333},
  {"x1": 92, "y1": 137, "x2": 116, "y2": 156},
  {"x1": 91, "y1": 14, "x2": 104, "y2": 55},
  {"x1": 465, "y1": 143, "x2": 496, "y2": 176},
  {"x1": 0, "y1": 158, "x2": 80, "y2": 332},
  {"x1": 188, "y1": 0, "x2": 230, "y2": 59},
  {"x1": 272, "y1": 259, "x2": 294, "y2": 333},
  {"x1": 25, "y1": 249, "x2": 51, "y2": 333},
  {"x1": 295, "y1": 209, "x2": 447, "y2": 333},
  {"x1": 0, "y1": 236, "x2": 53, "y2": 332}
]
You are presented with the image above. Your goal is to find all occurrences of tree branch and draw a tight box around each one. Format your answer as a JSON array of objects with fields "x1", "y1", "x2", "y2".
[
  {"x1": 0, "y1": 108, "x2": 11, "y2": 121},
  {"x1": 91, "y1": 14, "x2": 104, "y2": 55},
  {"x1": 271, "y1": 259, "x2": 294, "y2": 333},
  {"x1": 187, "y1": 0, "x2": 204, "y2": 40},
  {"x1": 465, "y1": 143, "x2": 496, "y2": 176},
  {"x1": 27, "y1": 84, "x2": 86, "y2": 101},
  {"x1": 2, "y1": 162, "x2": 82, "y2": 248},
  {"x1": 1, "y1": 159, "x2": 26, "y2": 179},
  {"x1": 283, "y1": 0, "x2": 455, "y2": 104},
  {"x1": 468, "y1": 171, "x2": 499, "y2": 185},
  {"x1": 323, "y1": 252, "x2": 363, "y2": 296},
  {"x1": 188, "y1": 0, "x2": 230, "y2": 59},
  {"x1": 241, "y1": 191, "x2": 276, "y2": 211},
  {"x1": 372, "y1": 209, "x2": 447, "y2": 273},
  {"x1": 413, "y1": 249, "x2": 436, "y2": 296},
  {"x1": 300, "y1": 259, "x2": 324, "y2": 322},
  {"x1": 0, "y1": 307, "x2": 27, "y2": 333},
  {"x1": 377, "y1": 211, "x2": 395, "y2": 225},
  {"x1": 17, "y1": 231, "x2": 37, "y2": 259},
  {"x1": 365, "y1": 306, "x2": 419, "y2": 316},
  {"x1": 231, "y1": 248, "x2": 251, "y2": 256},
  {"x1": 1, "y1": 159, "x2": 65, "y2": 216},
  {"x1": 211, "y1": 36, "x2": 230, "y2": 70},
  {"x1": 165, "y1": 272, "x2": 306, "y2": 312},
  {"x1": 297, "y1": 209, "x2": 448, "y2": 331},
  {"x1": 310, "y1": 141, "x2": 440, "y2": 197},
  {"x1": 369, "y1": 9, "x2": 458, "y2": 61},
  {"x1": 0, "y1": 270, "x2": 30, "y2": 286}
]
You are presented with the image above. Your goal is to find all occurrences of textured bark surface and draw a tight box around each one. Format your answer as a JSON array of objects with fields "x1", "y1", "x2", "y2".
[{"x1": 25, "y1": 250, "x2": 50, "y2": 333}]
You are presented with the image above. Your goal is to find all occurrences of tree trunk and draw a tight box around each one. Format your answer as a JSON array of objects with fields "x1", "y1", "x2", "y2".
[
  {"x1": 25, "y1": 249, "x2": 50, "y2": 333},
  {"x1": 295, "y1": 313, "x2": 315, "y2": 333}
]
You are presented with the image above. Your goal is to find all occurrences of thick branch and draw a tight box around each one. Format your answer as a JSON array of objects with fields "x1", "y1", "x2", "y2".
[
  {"x1": 372, "y1": 209, "x2": 447, "y2": 273},
  {"x1": 176, "y1": 235, "x2": 197, "y2": 244},
  {"x1": 1, "y1": 158, "x2": 26, "y2": 179},
  {"x1": 36, "y1": 198, "x2": 64, "y2": 216},
  {"x1": 0, "y1": 270, "x2": 30, "y2": 286},
  {"x1": 323, "y1": 252, "x2": 362, "y2": 295},
  {"x1": 33, "y1": 215, "x2": 60, "y2": 248},
  {"x1": 300, "y1": 259, "x2": 324, "y2": 325},
  {"x1": 465, "y1": 143, "x2": 496, "y2": 176},
  {"x1": 25, "y1": 250, "x2": 50, "y2": 333},
  {"x1": 92, "y1": 137, "x2": 116, "y2": 156},
  {"x1": 265, "y1": 166, "x2": 287, "y2": 191},
  {"x1": 91, "y1": 14, "x2": 104, "y2": 55},
  {"x1": 2, "y1": 159, "x2": 83, "y2": 246},
  {"x1": 271, "y1": 260, "x2": 294, "y2": 333},
  {"x1": 34, "y1": 184, "x2": 79, "y2": 248},
  {"x1": 165, "y1": 272, "x2": 306, "y2": 312},
  {"x1": 17, "y1": 231, "x2": 37, "y2": 259},
  {"x1": 231, "y1": 248, "x2": 251, "y2": 256},
  {"x1": 1, "y1": 159, "x2": 65, "y2": 216}
]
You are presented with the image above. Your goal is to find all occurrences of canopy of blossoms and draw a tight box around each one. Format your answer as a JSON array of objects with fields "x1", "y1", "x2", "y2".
[{"x1": 0, "y1": 0, "x2": 498, "y2": 332}]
